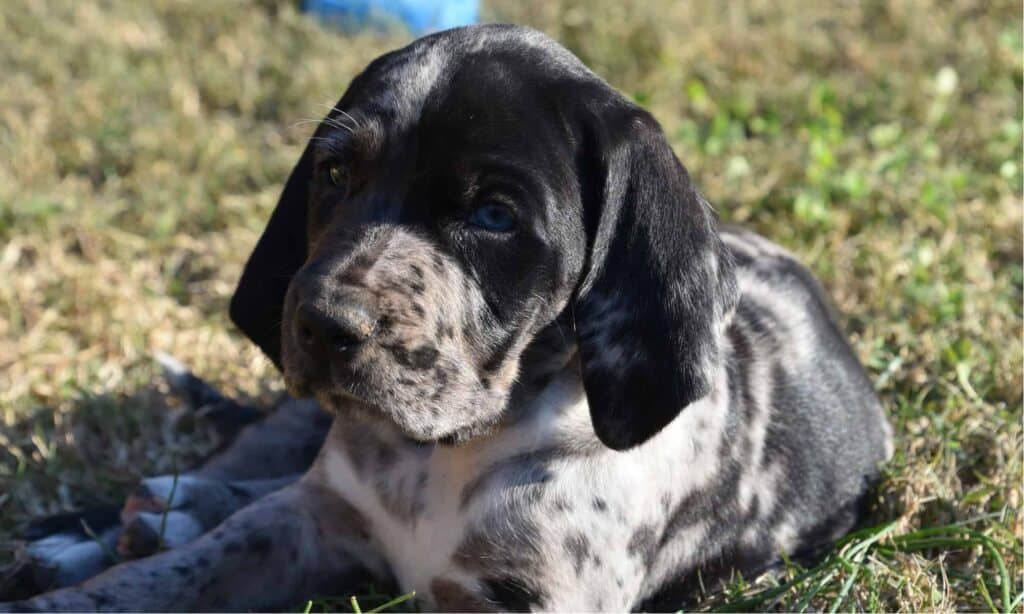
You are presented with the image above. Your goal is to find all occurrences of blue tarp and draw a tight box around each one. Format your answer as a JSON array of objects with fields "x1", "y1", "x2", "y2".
[{"x1": 303, "y1": 0, "x2": 479, "y2": 36}]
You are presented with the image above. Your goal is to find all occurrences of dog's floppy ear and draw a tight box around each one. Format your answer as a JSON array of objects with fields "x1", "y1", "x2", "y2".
[
  {"x1": 574, "y1": 105, "x2": 738, "y2": 450},
  {"x1": 229, "y1": 132, "x2": 320, "y2": 369}
]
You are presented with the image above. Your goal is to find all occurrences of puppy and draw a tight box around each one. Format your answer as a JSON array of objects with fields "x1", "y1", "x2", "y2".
[{"x1": 4, "y1": 24, "x2": 892, "y2": 612}]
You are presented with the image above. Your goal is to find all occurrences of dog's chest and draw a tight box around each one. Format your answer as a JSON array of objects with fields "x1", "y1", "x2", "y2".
[
  {"x1": 372, "y1": 452, "x2": 479, "y2": 595},
  {"x1": 320, "y1": 434, "x2": 520, "y2": 606},
  {"x1": 317, "y1": 410, "x2": 724, "y2": 611}
]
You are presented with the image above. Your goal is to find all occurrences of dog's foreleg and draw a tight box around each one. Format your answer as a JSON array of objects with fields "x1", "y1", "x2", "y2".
[
  {"x1": 116, "y1": 472, "x2": 303, "y2": 559},
  {"x1": 3, "y1": 480, "x2": 384, "y2": 612}
]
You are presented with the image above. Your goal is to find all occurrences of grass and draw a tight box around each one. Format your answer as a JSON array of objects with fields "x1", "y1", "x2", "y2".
[{"x1": 0, "y1": 0, "x2": 1020, "y2": 610}]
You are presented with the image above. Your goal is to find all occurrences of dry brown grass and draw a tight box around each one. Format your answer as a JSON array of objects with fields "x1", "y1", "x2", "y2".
[{"x1": 1, "y1": 1, "x2": 1021, "y2": 610}]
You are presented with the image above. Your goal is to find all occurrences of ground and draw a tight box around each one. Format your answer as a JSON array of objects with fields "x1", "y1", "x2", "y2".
[{"x1": 0, "y1": 1, "x2": 1020, "y2": 611}]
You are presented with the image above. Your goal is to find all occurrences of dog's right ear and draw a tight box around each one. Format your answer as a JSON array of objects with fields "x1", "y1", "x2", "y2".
[{"x1": 229, "y1": 133, "x2": 320, "y2": 370}]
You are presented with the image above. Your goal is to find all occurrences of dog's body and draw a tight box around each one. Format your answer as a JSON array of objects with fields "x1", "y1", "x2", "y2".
[{"x1": 4, "y1": 25, "x2": 891, "y2": 612}]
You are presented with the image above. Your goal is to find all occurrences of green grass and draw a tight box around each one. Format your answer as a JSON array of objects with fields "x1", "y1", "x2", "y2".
[{"x1": 0, "y1": 1, "x2": 1020, "y2": 611}]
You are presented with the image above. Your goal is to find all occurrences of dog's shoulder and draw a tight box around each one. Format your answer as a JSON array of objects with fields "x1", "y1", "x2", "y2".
[
  {"x1": 718, "y1": 223, "x2": 893, "y2": 512},
  {"x1": 721, "y1": 224, "x2": 871, "y2": 379}
]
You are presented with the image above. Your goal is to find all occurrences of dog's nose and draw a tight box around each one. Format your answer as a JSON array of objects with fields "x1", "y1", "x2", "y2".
[{"x1": 294, "y1": 288, "x2": 378, "y2": 358}]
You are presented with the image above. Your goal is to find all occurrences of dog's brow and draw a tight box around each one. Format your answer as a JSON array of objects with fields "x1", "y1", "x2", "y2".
[{"x1": 314, "y1": 120, "x2": 384, "y2": 162}]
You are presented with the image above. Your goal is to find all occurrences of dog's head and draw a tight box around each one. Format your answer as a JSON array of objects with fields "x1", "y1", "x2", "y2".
[{"x1": 230, "y1": 25, "x2": 737, "y2": 450}]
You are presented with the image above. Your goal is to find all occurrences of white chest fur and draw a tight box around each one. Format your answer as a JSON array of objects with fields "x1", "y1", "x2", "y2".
[{"x1": 319, "y1": 443, "x2": 465, "y2": 596}]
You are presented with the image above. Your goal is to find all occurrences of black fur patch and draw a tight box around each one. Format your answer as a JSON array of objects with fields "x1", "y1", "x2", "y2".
[
  {"x1": 481, "y1": 577, "x2": 544, "y2": 612},
  {"x1": 564, "y1": 532, "x2": 591, "y2": 574},
  {"x1": 627, "y1": 524, "x2": 658, "y2": 569}
]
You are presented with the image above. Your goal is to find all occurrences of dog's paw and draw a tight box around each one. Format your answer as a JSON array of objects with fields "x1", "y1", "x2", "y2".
[
  {"x1": 0, "y1": 507, "x2": 121, "y2": 600},
  {"x1": 156, "y1": 352, "x2": 264, "y2": 439},
  {"x1": 116, "y1": 474, "x2": 251, "y2": 559}
]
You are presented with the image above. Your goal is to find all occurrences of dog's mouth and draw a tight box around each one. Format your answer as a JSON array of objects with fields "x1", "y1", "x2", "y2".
[
  {"x1": 283, "y1": 374, "x2": 312, "y2": 399},
  {"x1": 294, "y1": 375, "x2": 475, "y2": 446},
  {"x1": 285, "y1": 363, "x2": 503, "y2": 447},
  {"x1": 285, "y1": 365, "x2": 366, "y2": 408},
  {"x1": 292, "y1": 370, "x2": 386, "y2": 425}
]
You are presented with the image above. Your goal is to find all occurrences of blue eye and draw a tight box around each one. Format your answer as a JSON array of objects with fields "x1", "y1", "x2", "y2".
[{"x1": 467, "y1": 202, "x2": 516, "y2": 232}]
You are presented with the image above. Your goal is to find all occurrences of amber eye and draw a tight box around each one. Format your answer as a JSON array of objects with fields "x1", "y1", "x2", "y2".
[{"x1": 328, "y1": 164, "x2": 348, "y2": 188}]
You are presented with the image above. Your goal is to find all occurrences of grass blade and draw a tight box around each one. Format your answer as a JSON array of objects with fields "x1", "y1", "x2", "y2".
[
  {"x1": 364, "y1": 591, "x2": 416, "y2": 614},
  {"x1": 157, "y1": 471, "x2": 179, "y2": 551},
  {"x1": 79, "y1": 517, "x2": 120, "y2": 565}
]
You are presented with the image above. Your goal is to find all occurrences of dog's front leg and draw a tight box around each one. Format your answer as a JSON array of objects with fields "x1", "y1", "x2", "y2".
[{"x1": 2, "y1": 480, "x2": 387, "y2": 612}]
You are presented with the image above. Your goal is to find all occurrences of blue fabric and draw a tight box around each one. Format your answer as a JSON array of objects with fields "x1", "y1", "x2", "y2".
[{"x1": 303, "y1": 0, "x2": 479, "y2": 36}]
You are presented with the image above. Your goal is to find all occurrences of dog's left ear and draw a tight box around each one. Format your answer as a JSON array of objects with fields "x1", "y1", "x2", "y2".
[
  {"x1": 574, "y1": 104, "x2": 738, "y2": 450},
  {"x1": 229, "y1": 132, "x2": 320, "y2": 369}
]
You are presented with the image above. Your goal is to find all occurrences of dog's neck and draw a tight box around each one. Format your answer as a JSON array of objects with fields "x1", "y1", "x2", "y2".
[
  {"x1": 335, "y1": 315, "x2": 732, "y2": 463},
  {"x1": 487, "y1": 317, "x2": 733, "y2": 458}
]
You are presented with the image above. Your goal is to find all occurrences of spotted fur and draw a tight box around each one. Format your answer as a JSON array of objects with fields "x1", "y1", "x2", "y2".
[{"x1": 4, "y1": 25, "x2": 891, "y2": 612}]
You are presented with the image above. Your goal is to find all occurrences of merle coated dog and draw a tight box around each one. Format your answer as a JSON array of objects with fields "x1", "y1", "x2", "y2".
[{"x1": 3, "y1": 24, "x2": 892, "y2": 612}]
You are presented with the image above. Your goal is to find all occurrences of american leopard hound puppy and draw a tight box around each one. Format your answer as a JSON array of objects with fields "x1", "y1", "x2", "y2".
[{"x1": 3, "y1": 24, "x2": 892, "y2": 612}]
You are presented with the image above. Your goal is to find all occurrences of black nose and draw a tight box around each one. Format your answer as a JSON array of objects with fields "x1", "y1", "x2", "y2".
[{"x1": 294, "y1": 288, "x2": 378, "y2": 359}]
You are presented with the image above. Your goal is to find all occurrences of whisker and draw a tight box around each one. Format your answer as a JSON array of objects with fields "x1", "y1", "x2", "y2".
[
  {"x1": 290, "y1": 118, "x2": 327, "y2": 130},
  {"x1": 315, "y1": 101, "x2": 363, "y2": 131},
  {"x1": 322, "y1": 117, "x2": 355, "y2": 133},
  {"x1": 334, "y1": 109, "x2": 362, "y2": 129}
]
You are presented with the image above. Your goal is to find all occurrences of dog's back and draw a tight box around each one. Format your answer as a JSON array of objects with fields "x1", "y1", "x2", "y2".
[{"x1": 633, "y1": 227, "x2": 892, "y2": 608}]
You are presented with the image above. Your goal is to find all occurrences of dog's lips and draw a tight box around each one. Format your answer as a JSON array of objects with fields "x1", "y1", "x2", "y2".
[
  {"x1": 282, "y1": 364, "x2": 337, "y2": 402},
  {"x1": 321, "y1": 385, "x2": 365, "y2": 409},
  {"x1": 283, "y1": 375, "x2": 312, "y2": 399}
]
